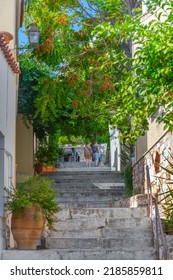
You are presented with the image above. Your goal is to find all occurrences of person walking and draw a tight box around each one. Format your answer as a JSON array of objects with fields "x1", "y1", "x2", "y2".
[
  {"x1": 92, "y1": 142, "x2": 100, "y2": 167},
  {"x1": 84, "y1": 144, "x2": 93, "y2": 168}
]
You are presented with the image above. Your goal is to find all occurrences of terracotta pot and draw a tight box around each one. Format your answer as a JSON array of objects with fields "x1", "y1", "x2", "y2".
[
  {"x1": 11, "y1": 206, "x2": 45, "y2": 250},
  {"x1": 45, "y1": 166, "x2": 53, "y2": 172},
  {"x1": 34, "y1": 163, "x2": 45, "y2": 174},
  {"x1": 166, "y1": 230, "x2": 173, "y2": 235}
]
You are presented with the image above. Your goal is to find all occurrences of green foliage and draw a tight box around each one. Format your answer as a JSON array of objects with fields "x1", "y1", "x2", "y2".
[
  {"x1": 159, "y1": 185, "x2": 173, "y2": 232},
  {"x1": 21, "y1": 0, "x2": 173, "y2": 144},
  {"x1": 18, "y1": 54, "x2": 60, "y2": 141},
  {"x1": 5, "y1": 176, "x2": 59, "y2": 230},
  {"x1": 35, "y1": 135, "x2": 64, "y2": 167},
  {"x1": 124, "y1": 164, "x2": 133, "y2": 197},
  {"x1": 22, "y1": 0, "x2": 138, "y2": 143}
]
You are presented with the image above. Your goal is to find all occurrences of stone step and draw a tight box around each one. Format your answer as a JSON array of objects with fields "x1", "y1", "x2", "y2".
[
  {"x1": 57, "y1": 166, "x2": 112, "y2": 171},
  {"x1": 50, "y1": 227, "x2": 153, "y2": 239},
  {"x1": 54, "y1": 176, "x2": 125, "y2": 182},
  {"x1": 58, "y1": 189, "x2": 125, "y2": 196},
  {"x1": 46, "y1": 170, "x2": 122, "y2": 175},
  {"x1": 57, "y1": 195, "x2": 124, "y2": 203},
  {"x1": 56, "y1": 183, "x2": 125, "y2": 189},
  {"x1": 56, "y1": 183, "x2": 124, "y2": 188},
  {"x1": 44, "y1": 171, "x2": 124, "y2": 181},
  {"x1": 58, "y1": 200, "x2": 125, "y2": 208},
  {"x1": 54, "y1": 174, "x2": 124, "y2": 183},
  {"x1": 46, "y1": 236, "x2": 154, "y2": 249},
  {"x1": 56, "y1": 207, "x2": 148, "y2": 220},
  {"x1": 56, "y1": 188, "x2": 125, "y2": 194},
  {"x1": 58, "y1": 198, "x2": 120, "y2": 204},
  {"x1": 59, "y1": 162, "x2": 97, "y2": 168},
  {"x1": 55, "y1": 182, "x2": 124, "y2": 189},
  {"x1": 1, "y1": 248, "x2": 157, "y2": 260},
  {"x1": 53, "y1": 217, "x2": 151, "y2": 231}
]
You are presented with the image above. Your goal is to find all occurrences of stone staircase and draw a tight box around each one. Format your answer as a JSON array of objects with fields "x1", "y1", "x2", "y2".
[
  {"x1": 46, "y1": 207, "x2": 156, "y2": 260},
  {"x1": 0, "y1": 168, "x2": 157, "y2": 260},
  {"x1": 54, "y1": 169, "x2": 126, "y2": 208},
  {"x1": 46, "y1": 169, "x2": 156, "y2": 259}
]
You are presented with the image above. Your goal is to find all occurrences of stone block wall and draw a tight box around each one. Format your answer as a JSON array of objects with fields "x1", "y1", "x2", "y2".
[{"x1": 133, "y1": 131, "x2": 173, "y2": 196}]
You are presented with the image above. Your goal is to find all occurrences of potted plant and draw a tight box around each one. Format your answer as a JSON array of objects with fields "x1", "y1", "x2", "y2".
[
  {"x1": 5, "y1": 175, "x2": 59, "y2": 249},
  {"x1": 34, "y1": 144, "x2": 63, "y2": 173},
  {"x1": 34, "y1": 146, "x2": 48, "y2": 174}
]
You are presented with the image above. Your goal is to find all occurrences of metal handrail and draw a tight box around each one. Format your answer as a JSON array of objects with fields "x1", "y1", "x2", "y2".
[{"x1": 146, "y1": 165, "x2": 168, "y2": 259}]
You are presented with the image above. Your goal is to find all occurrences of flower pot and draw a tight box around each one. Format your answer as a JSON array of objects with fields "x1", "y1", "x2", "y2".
[
  {"x1": 45, "y1": 166, "x2": 53, "y2": 172},
  {"x1": 11, "y1": 206, "x2": 45, "y2": 250},
  {"x1": 165, "y1": 230, "x2": 173, "y2": 235},
  {"x1": 34, "y1": 163, "x2": 45, "y2": 174}
]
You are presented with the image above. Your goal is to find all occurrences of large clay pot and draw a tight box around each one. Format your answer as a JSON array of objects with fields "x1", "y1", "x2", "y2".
[
  {"x1": 11, "y1": 206, "x2": 45, "y2": 250},
  {"x1": 34, "y1": 163, "x2": 45, "y2": 174}
]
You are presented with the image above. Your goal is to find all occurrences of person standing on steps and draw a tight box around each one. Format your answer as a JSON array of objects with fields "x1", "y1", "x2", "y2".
[
  {"x1": 92, "y1": 142, "x2": 100, "y2": 167},
  {"x1": 71, "y1": 147, "x2": 80, "y2": 162},
  {"x1": 84, "y1": 144, "x2": 93, "y2": 168}
]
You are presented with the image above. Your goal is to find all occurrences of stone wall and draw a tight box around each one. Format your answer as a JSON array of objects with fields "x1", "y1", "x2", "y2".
[{"x1": 133, "y1": 131, "x2": 173, "y2": 195}]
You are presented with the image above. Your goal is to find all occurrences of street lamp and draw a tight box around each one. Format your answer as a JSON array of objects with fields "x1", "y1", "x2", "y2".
[{"x1": 28, "y1": 22, "x2": 40, "y2": 46}]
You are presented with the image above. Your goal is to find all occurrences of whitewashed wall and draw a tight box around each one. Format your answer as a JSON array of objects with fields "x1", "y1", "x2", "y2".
[{"x1": 0, "y1": 0, "x2": 19, "y2": 250}]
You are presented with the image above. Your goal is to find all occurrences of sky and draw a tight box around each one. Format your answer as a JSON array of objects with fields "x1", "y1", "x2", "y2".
[{"x1": 18, "y1": 25, "x2": 28, "y2": 46}]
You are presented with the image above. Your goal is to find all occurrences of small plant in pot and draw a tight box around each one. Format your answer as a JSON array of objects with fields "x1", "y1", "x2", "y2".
[
  {"x1": 34, "y1": 144, "x2": 62, "y2": 173},
  {"x1": 5, "y1": 175, "x2": 60, "y2": 250},
  {"x1": 34, "y1": 146, "x2": 49, "y2": 174}
]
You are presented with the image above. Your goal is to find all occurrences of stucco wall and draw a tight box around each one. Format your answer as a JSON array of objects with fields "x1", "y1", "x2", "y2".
[
  {"x1": 0, "y1": 0, "x2": 22, "y2": 250},
  {"x1": 147, "y1": 118, "x2": 166, "y2": 150},
  {"x1": 135, "y1": 118, "x2": 166, "y2": 162},
  {"x1": 0, "y1": 54, "x2": 17, "y2": 249},
  {"x1": 0, "y1": 0, "x2": 16, "y2": 44},
  {"x1": 16, "y1": 115, "x2": 34, "y2": 179},
  {"x1": 0, "y1": 52, "x2": 17, "y2": 207},
  {"x1": 135, "y1": 134, "x2": 148, "y2": 161}
]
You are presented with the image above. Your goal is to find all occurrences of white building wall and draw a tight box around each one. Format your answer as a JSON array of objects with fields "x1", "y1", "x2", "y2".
[
  {"x1": 0, "y1": 0, "x2": 20, "y2": 250},
  {"x1": 0, "y1": 52, "x2": 17, "y2": 249},
  {"x1": 0, "y1": 0, "x2": 16, "y2": 40}
]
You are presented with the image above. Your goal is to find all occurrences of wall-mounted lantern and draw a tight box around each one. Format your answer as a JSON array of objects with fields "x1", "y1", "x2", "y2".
[{"x1": 28, "y1": 22, "x2": 40, "y2": 46}]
